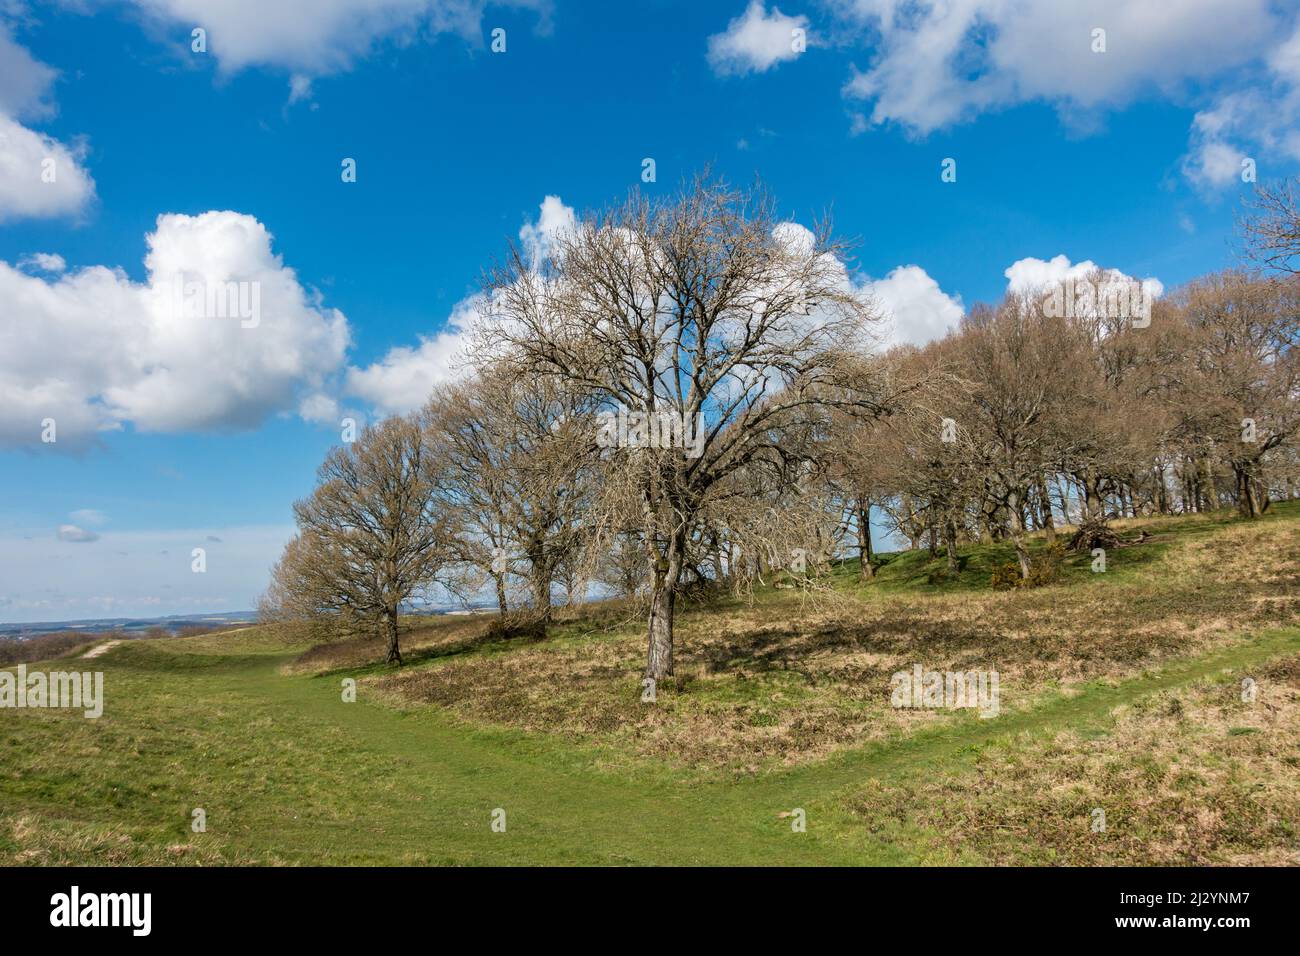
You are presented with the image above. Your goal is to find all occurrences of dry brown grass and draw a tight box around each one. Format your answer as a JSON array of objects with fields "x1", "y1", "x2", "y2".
[
  {"x1": 0, "y1": 813, "x2": 261, "y2": 866},
  {"x1": 360, "y1": 512, "x2": 1300, "y2": 774},
  {"x1": 846, "y1": 654, "x2": 1300, "y2": 865},
  {"x1": 279, "y1": 613, "x2": 494, "y2": 673}
]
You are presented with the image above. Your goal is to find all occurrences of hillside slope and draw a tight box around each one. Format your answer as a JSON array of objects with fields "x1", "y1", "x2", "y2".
[{"x1": 2, "y1": 504, "x2": 1297, "y2": 865}]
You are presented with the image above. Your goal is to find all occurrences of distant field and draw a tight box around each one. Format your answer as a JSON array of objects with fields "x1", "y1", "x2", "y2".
[
  {"x1": 0, "y1": 612, "x2": 257, "y2": 640},
  {"x1": 2, "y1": 503, "x2": 1297, "y2": 865}
]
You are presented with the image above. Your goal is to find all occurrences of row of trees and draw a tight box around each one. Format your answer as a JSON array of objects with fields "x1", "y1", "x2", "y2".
[
  {"x1": 262, "y1": 176, "x2": 1300, "y2": 675},
  {"x1": 854, "y1": 269, "x2": 1300, "y2": 579}
]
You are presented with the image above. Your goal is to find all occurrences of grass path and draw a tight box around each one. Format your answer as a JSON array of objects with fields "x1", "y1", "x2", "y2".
[
  {"x1": 12, "y1": 624, "x2": 1287, "y2": 865},
  {"x1": 80, "y1": 639, "x2": 121, "y2": 659},
  {"x1": 9, "y1": 505, "x2": 1295, "y2": 864}
]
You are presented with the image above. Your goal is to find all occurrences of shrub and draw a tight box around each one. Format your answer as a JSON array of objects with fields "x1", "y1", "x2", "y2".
[
  {"x1": 989, "y1": 563, "x2": 1022, "y2": 590},
  {"x1": 0, "y1": 630, "x2": 110, "y2": 666},
  {"x1": 990, "y1": 544, "x2": 1066, "y2": 590},
  {"x1": 483, "y1": 611, "x2": 548, "y2": 643},
  {"x1": 1026, "y1": 544, "x2": 1067, "y2": 587}
]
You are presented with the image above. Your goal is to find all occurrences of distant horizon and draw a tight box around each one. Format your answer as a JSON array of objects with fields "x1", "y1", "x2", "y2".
[
  {"x1": 3, "y1": 609, "x2": 256, "y2": 624},
  {"x1": 0, "y1": 598, "x2": 515, "y2": 632},
  {"x1": 0, "y1": 609, "x2": 257, "y2": 634}
]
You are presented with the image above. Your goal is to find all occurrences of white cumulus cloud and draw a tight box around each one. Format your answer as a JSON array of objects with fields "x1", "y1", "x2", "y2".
[
  {"x1": 127, "y1": 0, "x2": 550, "y2": 76},
  {"x1": 18, "y1": 252, "x2": 66, "y2": 273},
  {"x1": 0, "y1": 22, "x2": 96, "y2": 222},
  {"x1": 518, "y1": 194, "x2": 576, "y2": 266},
  {"x1": 1004, "y1": 253, "x2": 1163, "y2": 299},
  {"x1": 0, "y1": 21, "x2": 57, "y2": 121},
  {"x1": 346, "y1": 295, "x2": 484, "y2": 415},
  {"x1": 840, "y1": 0, "x2": 1281, "y2": 138},
  {"x1": 1182, "y1": 22, "x2": 1300, "y2": 190},
  {"x1": 0, "y1": 115, "x2": 96, "y2": 222},
  {"x1": 0, "y1": 211, "x2": 350, "y2": 448},
  {"x1": 869, "y1": 265, "x2": 964, "y2": 347},
  {"x1": 708, "y1": 1, "x2": 809, "y2": 76}
]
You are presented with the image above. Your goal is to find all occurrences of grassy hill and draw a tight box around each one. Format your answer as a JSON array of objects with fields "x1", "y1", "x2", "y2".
[{"x1": 3, "y1": 503, "x2": 1297, "y2": 865}]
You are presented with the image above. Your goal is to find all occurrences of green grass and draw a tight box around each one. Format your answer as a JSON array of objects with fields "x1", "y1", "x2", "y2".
[
  {"x1": 4, "y1": 624, "x2": 1295, "y2": 865},
  {"x1": 2, "y1": 503, "x2": 1297, "y2": 865},
  {"x1": 834, "y1": 499, "x2": 1300, "y2": 596}
]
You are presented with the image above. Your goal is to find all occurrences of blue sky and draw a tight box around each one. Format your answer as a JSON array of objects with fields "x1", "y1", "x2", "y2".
[{"x1": 0, "y1": 0, "x2": 1295, "y2": 622}]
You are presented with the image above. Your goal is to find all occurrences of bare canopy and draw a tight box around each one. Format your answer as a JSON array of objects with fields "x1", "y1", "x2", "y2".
[
  {"x1": 476, "y1": 176, "x2": 886, "y2": 679},
  {"x1": 270, "y1": 413, "x2": 453, "y2": 664}
]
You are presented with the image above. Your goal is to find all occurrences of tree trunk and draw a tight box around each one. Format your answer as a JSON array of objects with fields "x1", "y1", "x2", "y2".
[
  {"x1": 531, "y1": 574, "x2": 553, "y2": 622},
  {"x1": 1200, "y1": 458, "x2": 1216, "y2": 512},
  {"x1": 1007, "y1": 490, "x2": 1031, "y2": 579},
  {"x1": 902, "y1": 494, "x2": 920, "y2": 550},
  {"x1": 944, "y1": 517, "x2": 959, "y2": 574},
  {"x1": 857, "y1": 503, "x2": 874, "y2": 580},
  {"x1": 494, "y1": 574, "x2": 508, "y2": 616},
  {"x1": 1257, "y1": 477, "x2": 1272, "y2": 513},
  {"x1": 646, "y1": 565, "x2": 676, "y2": 679},
  {"x1": 1236, "y1": 463, "x2": 1262, "y2": 519},
  {"x1": 1247, "y1": 472, "x2": 1263, "y2": 518},
  {"x1": 644, "y1": 513, "x2": 686, "y2": 680},
  {"x1": 1036, "y1": 474, "x2": 1055, "y2": 544},
  {"x1": 383, "y1": 607, "x2": 402, "y2": 665},
  {"x1": 1080, "y1": 470, "x2": 1098, "y2": 522}
]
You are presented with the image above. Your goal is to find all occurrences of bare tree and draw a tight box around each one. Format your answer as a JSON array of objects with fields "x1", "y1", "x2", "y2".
[
  {"x1": 824, "y1": 411, "x2": 889, "y2": 579},
  {"x1": 948, "y1": 297, "x2": 1083, "y2": 577},
  {"x1": 272, "y1": 414, "x2": 452, "y2": 664},
  {"x1": 1241, "y1": 178, "x2": 1300, "y2": 274},
  {"x1": 424, "y1": 364, "x2": 595, "y2": 623},
  {"x1": 1166, "y1": 270, "x2": 1300, "y2": 518},
  {"x1": 478, "y1": 177, "x2": 884, "y2": 678},
  {"x1": 827, "y1": 346, "x2": 955, "y2": 576},
  {"x1": 592, "y1": 530, "x2": 649, "y2": 599}
]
